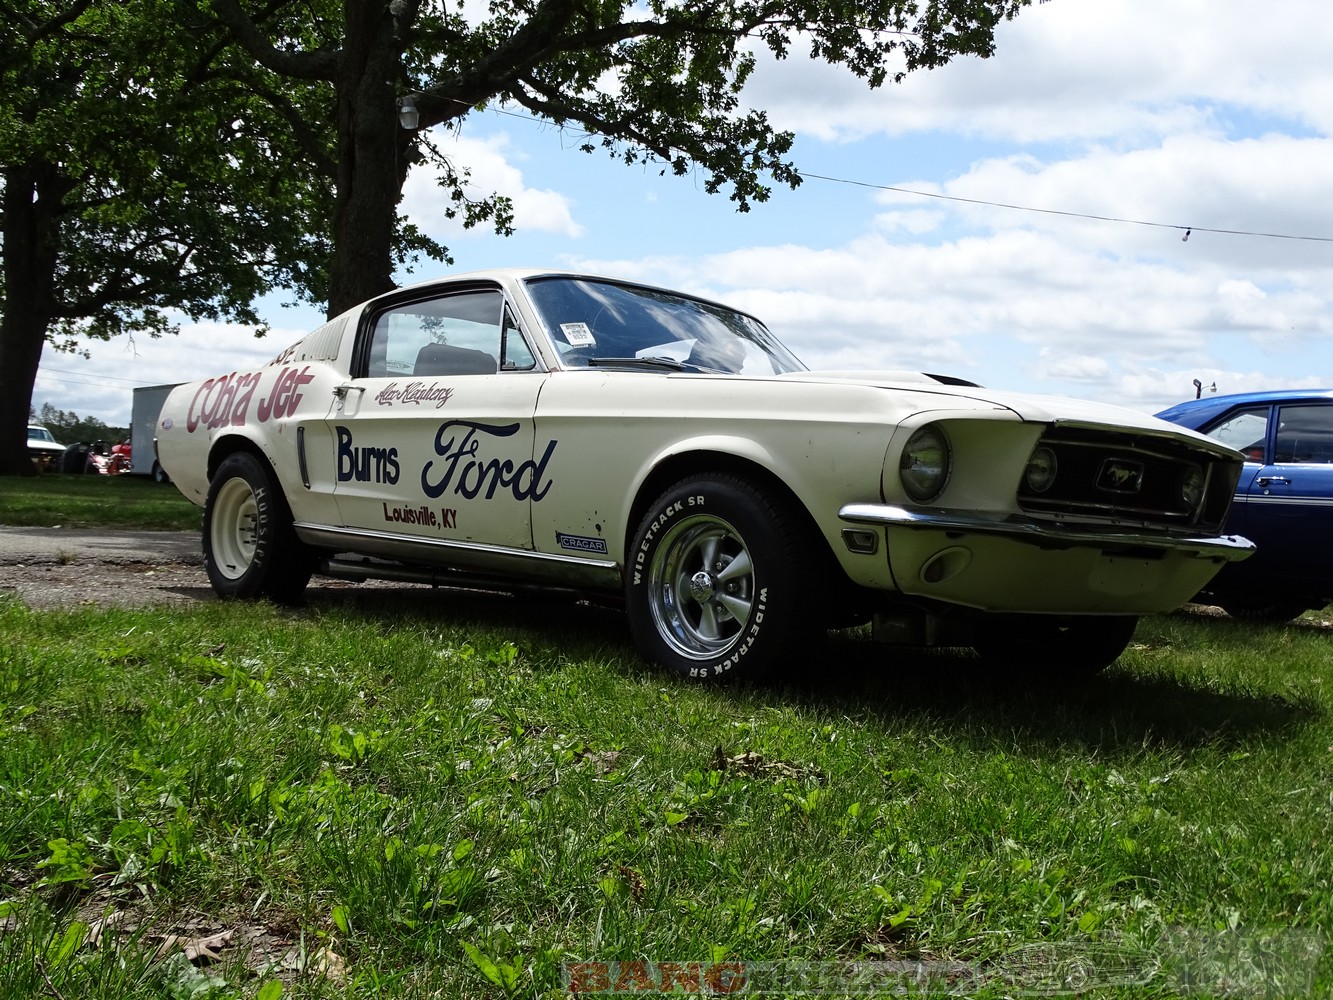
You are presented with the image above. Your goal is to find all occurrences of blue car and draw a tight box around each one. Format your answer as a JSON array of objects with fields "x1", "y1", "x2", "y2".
[{"x1": 1157, "y1": 389, "x2": 1333, "y2": 621}]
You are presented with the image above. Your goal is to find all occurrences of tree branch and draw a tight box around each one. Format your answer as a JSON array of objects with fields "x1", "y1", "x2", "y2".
[{"x1": 204, "y1": 0, "x2": 339, "y2": 80}]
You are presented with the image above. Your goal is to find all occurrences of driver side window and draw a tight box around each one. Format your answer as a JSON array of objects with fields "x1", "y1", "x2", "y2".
[{"x1": 364, "y1": 290, "x2": 536, "y2": 377}]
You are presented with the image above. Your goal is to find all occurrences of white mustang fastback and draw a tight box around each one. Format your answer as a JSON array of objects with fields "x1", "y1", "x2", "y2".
[{"x1": 157, "y1": 270, "x2": 1252, "y2": 680}]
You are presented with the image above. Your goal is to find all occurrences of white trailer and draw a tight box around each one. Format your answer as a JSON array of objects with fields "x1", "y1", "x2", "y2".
[{"x1": 130, "y1": 383, "x2": 182, "y2": 480}]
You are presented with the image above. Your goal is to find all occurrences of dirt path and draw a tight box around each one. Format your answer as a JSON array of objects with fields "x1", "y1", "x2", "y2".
[{"x1": 0, "y1": 527, "x2": 210, "y2": 609}]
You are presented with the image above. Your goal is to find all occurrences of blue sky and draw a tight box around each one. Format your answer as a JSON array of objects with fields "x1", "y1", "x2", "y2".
[{"x1": 34, "y1": 0, "x2": 1333, "y2": 426}]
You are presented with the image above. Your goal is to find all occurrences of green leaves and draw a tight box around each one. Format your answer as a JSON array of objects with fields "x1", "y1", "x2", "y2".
[{"x1": 462, "y1": 940, "x2": 525, "y2": 994}]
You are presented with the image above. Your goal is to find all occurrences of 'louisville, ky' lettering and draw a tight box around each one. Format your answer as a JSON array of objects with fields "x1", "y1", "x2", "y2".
[{"x1": 421, "y1": 420, "x2": 556, "y2": 502}]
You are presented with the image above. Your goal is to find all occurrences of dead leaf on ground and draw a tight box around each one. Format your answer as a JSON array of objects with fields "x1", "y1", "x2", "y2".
[
  {"x1": 711, "y1": 747, "x2": 824, "y2": 782},
  {"x1": 154, "y1": 927, "x2": 234, "y2": 963}
]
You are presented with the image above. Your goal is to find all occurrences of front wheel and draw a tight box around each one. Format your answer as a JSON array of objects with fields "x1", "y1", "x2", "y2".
[
  {"x1": 203, "y1": 451, "x2": 313, "y2": 603},
  {"x1": 626, "y1": 475, "x2": 818, "y2": 682},
  {"x1": 971, "y1": 614, "x2": 1138, "y2": 676}
]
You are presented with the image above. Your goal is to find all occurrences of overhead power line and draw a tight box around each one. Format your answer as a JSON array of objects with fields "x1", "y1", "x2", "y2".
[
  {"x1": 38, "y1": 365, "x2": 147, "y2": 386},
  {"x1": 446, "y1": 98, "x2": 1333, "y2": 245},
  {"x1": 799, "y1": 173, "x2": 1333, "y2": 244}
]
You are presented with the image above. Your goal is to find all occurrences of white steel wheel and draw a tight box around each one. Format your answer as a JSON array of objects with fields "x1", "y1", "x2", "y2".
[
  {"x1": 202, "y1": 451, "x2": 313, "y2": 602},
  {"x1": 210, "y1": 475, "x2": 260, "y2": 582}
]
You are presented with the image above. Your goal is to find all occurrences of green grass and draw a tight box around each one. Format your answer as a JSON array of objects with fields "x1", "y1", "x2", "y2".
[
  {"x1": 0, "y1": 474, "x2": 199, "y2": 530},
  {"x1": 1, "y1": 591, "x2": 1329, "y2": 998}
]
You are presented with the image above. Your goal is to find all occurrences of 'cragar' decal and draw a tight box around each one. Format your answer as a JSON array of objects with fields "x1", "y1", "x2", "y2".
[
  {"x1": 556, "y1": 532, "x2": 608, "y2": 554},
  {"x1": 421, "y1": 420, "x2": 556, "y2": 502},
  {"x1": 374, "y1": 382, "x2": 455, "y2": 409}
]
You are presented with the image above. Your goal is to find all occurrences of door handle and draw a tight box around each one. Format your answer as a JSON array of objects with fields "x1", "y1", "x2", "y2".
[{"x1": 1256, "y1": 476, "x2": 1290, "y2": 487}]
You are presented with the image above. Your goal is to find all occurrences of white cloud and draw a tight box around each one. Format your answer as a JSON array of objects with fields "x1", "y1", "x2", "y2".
[
  {"x1": 402, "y1": 132, "x2": 583, "y2": 240},
  {"x1": 911, "y1": 135, "x2": 1333, "y2": 269},
  {"x1": 745, "y1": 0, "x2": 1333, "y2": 143}
]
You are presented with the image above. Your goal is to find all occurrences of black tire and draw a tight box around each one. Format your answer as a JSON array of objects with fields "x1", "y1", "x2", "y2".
[
  {"x1": 971, "y1": 614, "x2": 1138, "y2": 676},
  {"x1": 626, "y1": 474, "x2": 819, "y2": 681},
  {"x1": 152, "y1": 461, "x2": 171, "y2": 484},
  {"x1": 1216, "y1": 599, "x2": 1311, "y2": 624},
  {"x1": 203, "y1": 451, "x2": 313, "y2": 603}
]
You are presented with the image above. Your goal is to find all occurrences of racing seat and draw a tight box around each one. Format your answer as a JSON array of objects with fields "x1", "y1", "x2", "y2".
[{"x1": 413, "y1": 342, "x2": 498, "y2": 376}]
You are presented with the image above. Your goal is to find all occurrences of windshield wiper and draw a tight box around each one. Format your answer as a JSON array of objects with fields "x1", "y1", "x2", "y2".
[{"x1": 584, "y1": 356, "x2": 686, "y2": 372}]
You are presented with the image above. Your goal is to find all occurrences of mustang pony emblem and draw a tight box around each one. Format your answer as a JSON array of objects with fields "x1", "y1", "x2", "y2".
[{"x1": 1097, "y1": 459, "x2": 1145, "y2": 493}]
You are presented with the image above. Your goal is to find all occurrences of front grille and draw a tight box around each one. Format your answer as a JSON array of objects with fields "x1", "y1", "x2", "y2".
[{"x1": 1017, "y1": 429, "x2": 1237, "y2": 533}]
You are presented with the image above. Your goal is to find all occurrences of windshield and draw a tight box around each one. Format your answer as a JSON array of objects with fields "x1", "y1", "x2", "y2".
[
  {"x1": 28, "y1": 427, "x2": 56, "y2": 443},
  {"x1": 524, "y1": 277, "x2": 806, "y2": 375}
]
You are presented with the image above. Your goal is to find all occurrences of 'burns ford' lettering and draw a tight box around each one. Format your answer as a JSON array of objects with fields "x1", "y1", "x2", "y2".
[
  {"x1": 421, "y1": 420, "x2": 556, "y2": 502},
  {"x1": 336, "y1": 426, "x2": 400, "y2": 484}
]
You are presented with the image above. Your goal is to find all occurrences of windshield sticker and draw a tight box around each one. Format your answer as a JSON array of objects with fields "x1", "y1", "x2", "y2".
[
  {"x1": 560, "y1": 322, "x2": 596, "y2": 347},
  {"x1": 374, "y1": 382, "x2": 455, "y2": 409},
  {"x1": 556, "y1": 532, "x2": 608, "y2": 555},
  {"x1": 422, "y1": 420, "x2": 557, "y2": 502}
]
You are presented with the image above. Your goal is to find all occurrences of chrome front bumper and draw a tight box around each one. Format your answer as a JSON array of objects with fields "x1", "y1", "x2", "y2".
[{"x1": 839, "y1": 503, "x2": 1255, "y2": 562}]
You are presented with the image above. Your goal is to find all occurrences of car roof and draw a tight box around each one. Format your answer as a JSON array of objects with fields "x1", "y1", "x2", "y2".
[
  {"x1": 1156, "y1": 388, "x2": 1333, "y2": 425},
  {"x1": 389, "y1": 268, "x2": 750, "y2": 315}
]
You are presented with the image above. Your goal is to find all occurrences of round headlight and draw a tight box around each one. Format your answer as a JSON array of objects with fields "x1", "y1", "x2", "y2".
[
  {"x1": 899, "y1": 424, "x2": 951, "y2": 502},
  {"x1": 1024, "y1": 446, "x2": 1059, "y2": 493},
  {"x1": 1180, "y1": 464, "x2": 1205, "y2": 510}
]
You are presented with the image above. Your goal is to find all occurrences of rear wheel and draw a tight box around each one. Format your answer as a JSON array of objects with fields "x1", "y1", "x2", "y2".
[
  {"x1": 626, "y1": 474, "x2": 819, "y2": 682},
  {"x1": 203, "y1": 451, "x2": 313, "y2": 602},
  {"x1": 972, "y1": 614, "x2": 1138, "y2": 676}
]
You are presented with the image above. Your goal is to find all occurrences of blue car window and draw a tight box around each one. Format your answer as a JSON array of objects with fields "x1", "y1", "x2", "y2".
[
  {"x1": 1274, "y1": 405, "x2": 1333, "y2": 464},
  {"x1": 1205, "y1": 406, "x2": 1269, "y2": 463}
]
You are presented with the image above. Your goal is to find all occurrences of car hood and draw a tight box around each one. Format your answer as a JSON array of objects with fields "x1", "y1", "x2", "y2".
[{"x1": 784, "y1": 371, "x2": 1241, "y2": 456}]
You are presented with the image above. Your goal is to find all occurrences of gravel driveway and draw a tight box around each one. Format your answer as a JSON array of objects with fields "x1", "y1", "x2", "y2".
[
  {"x1": 0, "y1": 526, "x2": 424, "y2": 610},
  {"x1": 0, "y1": 526, "x2": 212, "y2": 609}
]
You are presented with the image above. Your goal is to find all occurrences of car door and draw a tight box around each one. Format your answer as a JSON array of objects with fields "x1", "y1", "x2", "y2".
[
  {"x1": 1216, "y1": 402, "x2": 1333, "y2": 590},
  {"x1": 1241, "y1": 402, "x2": 1333, "y2": 588},
  {"x1": 1196, "y1": 404, "x2": 1269, "y2": 542},
  {"x1": 328, "y1": 286, "x2": 550, "y2": 550}
]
